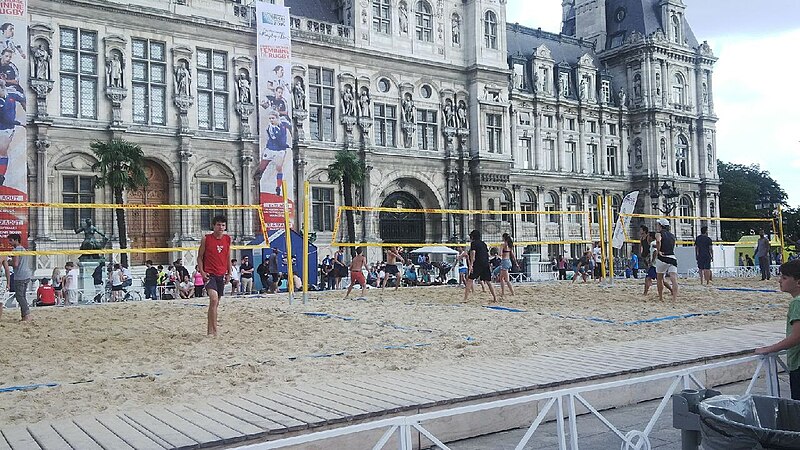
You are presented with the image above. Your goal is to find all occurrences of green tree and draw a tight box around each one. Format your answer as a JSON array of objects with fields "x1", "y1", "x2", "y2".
[
  {"x1": 327, "y1": 149, "x2": 366, "y2": 250},
  {"x1": 718, "y1": 161, "x2": 787, "y2": 242},
  {"x1": 90, "y1": 138, "x2": 149, "y2": 266},
  {"x1": 782, "y1": 207, "x2": 800, "y2": 253}
]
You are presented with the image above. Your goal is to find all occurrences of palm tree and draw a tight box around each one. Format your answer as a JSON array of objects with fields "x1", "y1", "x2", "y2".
[
  {"x1": 90, "y1": 138, "x2": 148, "y2": 266},
  {"x1": 327, "y1": 149, "x2": 366, "y2": 248}
]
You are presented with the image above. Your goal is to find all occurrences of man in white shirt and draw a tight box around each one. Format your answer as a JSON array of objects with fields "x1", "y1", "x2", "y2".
[
  {"x1": 591, "y1": 242, "x2": 603, "y2": 281},
  {"x1": 230, "y1": 258, "x2": 240, "y2": 295},
  {"x1": 63, "y1": 261, "x2": 80, "y2": 305}
]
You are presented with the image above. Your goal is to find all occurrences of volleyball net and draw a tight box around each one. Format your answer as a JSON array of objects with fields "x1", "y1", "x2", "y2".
[
  {"x1": 617, "y1": 212, "x2": 778, "y2": 246},
  {"x1": 330, "y1": 206, "x2": 596, "y2": 248},
  {"x1": 0, "y1": 202, "x2": 270, "y2": 258}
]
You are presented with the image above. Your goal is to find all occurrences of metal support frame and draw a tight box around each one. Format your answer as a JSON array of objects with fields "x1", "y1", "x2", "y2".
[{"x1": 232, "y1": 353, "x2": 787, "y2": 450}]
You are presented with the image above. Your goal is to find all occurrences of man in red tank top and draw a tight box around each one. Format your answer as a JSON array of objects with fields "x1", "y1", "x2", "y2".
[{"x1": 198, "y1": 215, "x2": 232, "y2": 336}]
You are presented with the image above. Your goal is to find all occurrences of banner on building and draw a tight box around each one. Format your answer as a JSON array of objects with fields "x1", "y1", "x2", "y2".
[
  {"x1": 256, "y1": 1, "x2": 294, "y2": 231},
  {"x1": 0, "y1": 0, "x2": 28, "y2": 248},
  {"x1": 612, "y1": 191, "x2": 639, "y2": 249}
]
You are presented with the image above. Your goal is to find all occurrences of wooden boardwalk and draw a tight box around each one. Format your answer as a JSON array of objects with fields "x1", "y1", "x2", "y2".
[{"x1": 1, "y1": 321, "x2": 784, "y2": 449}]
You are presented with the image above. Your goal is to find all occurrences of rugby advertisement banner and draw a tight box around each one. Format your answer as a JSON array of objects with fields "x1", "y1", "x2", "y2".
[
  {"x1": 256, "y1": 1, "x2": 294, "y2": 230},
  {"x1": 0, "y1": 0, "x2": 28, "y2": 248}
]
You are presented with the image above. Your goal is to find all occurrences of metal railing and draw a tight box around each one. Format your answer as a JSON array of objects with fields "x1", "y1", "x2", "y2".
[{"x1": 232, "y1": 354, "x2": 787, "y2": 450}]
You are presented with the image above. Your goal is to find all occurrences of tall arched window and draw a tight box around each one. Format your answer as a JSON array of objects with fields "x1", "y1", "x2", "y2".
[
  {"x1": 567, "y1": 193, "x2": 582, "y2": 223},
  {"x1": 521, "y1": 190, "x2": 536, "y2": 223},
  {"x1": 671, "y1": 15, "x2": 681, "y2": 43},
  {"x1": 588, "y1": 194, "x2": 599, "y2": 223},
  {"x1": 415, "y1": 1, "x2": 433, "y2": 42},
  {"x1": 672, "y1": 73, "x2": 685, "y2": 105},
  {"x1": 545, "y1": 191, "x2": 559, "y2": 223},
  {"x1": 675, "y1": 135, "x2": 688, "y2": 177},
  {"x1": 612, "y1": 195, "x2": 622, "y2": 221},
  {"x1": 679, "y1": 197, "x2": 694, "y2": 236},
  {"x1": 484, "y1": 10, "x2": 497, "y2": 49},
  {"x1": 487, "y1": 198, "x2": 495, "y2": 219},
  {"x1": 372, "y1": 0, "x2": 391, "y2": 34},
  {"x1": 500, "y1": 190, "x2": 512, "y2": 222}
]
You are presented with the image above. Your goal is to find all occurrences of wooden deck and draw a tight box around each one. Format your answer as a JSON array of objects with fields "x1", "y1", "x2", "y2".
[{"x1": 1, "y1": 321, "x2": 784, "y2": 449}]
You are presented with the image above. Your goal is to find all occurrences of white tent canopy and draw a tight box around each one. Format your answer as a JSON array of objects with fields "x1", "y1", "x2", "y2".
[{"x1": 409, "y1": 245, "x2": 459, "y2": 255}]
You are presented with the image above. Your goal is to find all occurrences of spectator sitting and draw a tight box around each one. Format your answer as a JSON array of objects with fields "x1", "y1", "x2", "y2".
[
  {"x1": 121, "y1": 262, "x2": 133, "y2": 288},
  {"x1": 403, "y1": 263, "x2": 418, "y2": 286},
  {"x1": 36, "y1": 278, "x2": 56, "y2": 306},
  {"x1": 179, "y1": 275, "x2": 194, "y2": 299},
  {"x1": 489, "y1": 247, "x2": 502, "y2": 280}
]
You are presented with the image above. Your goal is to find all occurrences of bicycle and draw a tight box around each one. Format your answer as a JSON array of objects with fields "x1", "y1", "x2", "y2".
[{"x1": 102, "y1": 281, "x2": 143, "y2": 302}]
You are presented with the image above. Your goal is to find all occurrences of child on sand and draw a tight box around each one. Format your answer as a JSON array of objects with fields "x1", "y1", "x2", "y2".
[
  {"x1": 755, "y1": 260, "x2": 800, "y2": 399},
  {"x1": 344, "y1": 247, "x2": 368, "y2": 299}
]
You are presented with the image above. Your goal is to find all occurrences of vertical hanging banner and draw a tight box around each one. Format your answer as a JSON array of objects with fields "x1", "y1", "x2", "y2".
[
  {"x1": 0, "y1": 0, "x2": 28, "y2": 248},
  {"x1": 256, "y1": 1, "x2": 294, "y2": 231},
  {"x1": 612, "y1": 191, "x2": 639, "y2": 249}
]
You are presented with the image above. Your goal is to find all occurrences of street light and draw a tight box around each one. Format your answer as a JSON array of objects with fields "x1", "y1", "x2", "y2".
[
  {"x1": 650, "y1": 180, "x2": 680, "y2": 215},
  {"x1": 448, "y1": 185, "x2": 461, "y2": 243}
]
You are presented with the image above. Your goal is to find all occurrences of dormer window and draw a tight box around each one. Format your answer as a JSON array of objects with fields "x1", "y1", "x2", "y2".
[
  {"x1": 559, "y1": 72, "x2": 569, "y2": 97},
  {"x1": 484, "y1": 11, "x2": 497, "y2": 49},
  {"x1": 671, "y1": 15, "x2": 681, "y2": 44},
  {"x1": 601, "y1": 80, "x2": 610, "y2": 103}
]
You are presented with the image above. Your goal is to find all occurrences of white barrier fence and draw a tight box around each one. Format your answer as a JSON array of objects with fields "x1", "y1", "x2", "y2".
[{"x1": 233, "y1": 354, "x2": 787, "y2": 450}]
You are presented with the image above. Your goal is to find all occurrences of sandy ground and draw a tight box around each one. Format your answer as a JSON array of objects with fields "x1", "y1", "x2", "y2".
[{"x1": 0, "y1": 277, "x2": 787, "y2": 426}]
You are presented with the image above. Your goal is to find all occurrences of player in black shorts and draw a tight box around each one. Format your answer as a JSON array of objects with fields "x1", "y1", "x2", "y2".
[{"x1": 463, "y1": 229, "x2": 497, "y2": 303}]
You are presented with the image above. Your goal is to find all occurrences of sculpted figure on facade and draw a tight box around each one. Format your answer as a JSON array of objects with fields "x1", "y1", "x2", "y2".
[
  {"x1": 634, "y1": 139, "x2": 643, "y2": 168},
  {"x1": 293, "y1": 78, "x2": 306, "y2": 110},
  {"x1": 451, "y1": 14, "x2": 460, "y2": 45},
  {"x1": 398, "y1": 2, "x2": 408, "y2": 34},
  {"x1": 579, "y1": 79, "x2": 587, "y2": 100},
  {"x1": 358, "y1": 87, "x2": 371, "y2": 118},
  {"x1": 707, "y1": 147, "x2": 714, "y2": 171},
  {"x1": 341, "y1": 85, "x2": 355, "y2": 117},
  {"x1": 443, "y1": 98, "x2": 455, "y2": 128},
  {"x1": 660, "y1": 139, "x2": 667, "y2": 167},
  {"x1": 402, "y1": 92, "x2": 416, "y2": 124},
  {"x1": 531, "y1": 70, "x2": 539, "y2": 93},
  {"x1": 456, "y1": 100, "x2": 468, "y2": 130},
  {"x1": 618, "y1": 87, "x2": 626, "y2": 107},
  {"x1": 175, "y1": 60, "x2": 191, "y2": 96},
  {"x1": 236, "y1": 73, "x2": 251, "y2": 104},
  {"x1": 106, "y1": 53, "x2": 123, "y2": 88},
  {"x1": 32, "y1": 44, "x2": 50, "y2": 80}
]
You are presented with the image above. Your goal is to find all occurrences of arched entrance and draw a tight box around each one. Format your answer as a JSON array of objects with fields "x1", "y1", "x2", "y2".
[
  {"x1": 128, "y1": 160, "x2": 170, "y2": 265},
  {"x1": 380, "y1": 191, "x2": 425, "y2": 244}
]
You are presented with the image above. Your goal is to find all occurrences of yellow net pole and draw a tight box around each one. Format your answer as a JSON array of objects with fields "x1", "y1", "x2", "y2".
[
  {"x1": 282, "y1": 180, "x2": 294, "y2": 304},
  {"x1": 606, "y1": 195, "x2": 614, "y2": 283},
  {"x1": 302, "y1": 181, "x2": 310, "y2": 305},
  {"x1": 597, "y1": 195, "x2": 607, "y2": 281},
  {"x1": 331, "y1": 206, "x2": 343, "y2": 248}
]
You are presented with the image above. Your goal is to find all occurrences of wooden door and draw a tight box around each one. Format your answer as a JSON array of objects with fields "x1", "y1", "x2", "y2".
[{"x1": 128, "y1": 161, "x2": 170, "y2": 265}]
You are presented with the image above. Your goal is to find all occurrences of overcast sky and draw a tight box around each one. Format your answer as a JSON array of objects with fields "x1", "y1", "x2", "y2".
[{"x1": 506, "y1": 1, "x2": 800, "y2": 207}]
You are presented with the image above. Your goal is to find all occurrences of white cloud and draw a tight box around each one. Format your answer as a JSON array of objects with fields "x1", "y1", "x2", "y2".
[{"x1": 505, "y1": 0, "x2": 562, "y2": 32}]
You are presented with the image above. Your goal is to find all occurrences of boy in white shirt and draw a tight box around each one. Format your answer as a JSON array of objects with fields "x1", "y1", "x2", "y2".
[
  {"x1": 230, "y1": 258, "x2": 240, "y2": 295},
  {"x1": 63, "y1": 261, "x2": 80, "y2": 305}
]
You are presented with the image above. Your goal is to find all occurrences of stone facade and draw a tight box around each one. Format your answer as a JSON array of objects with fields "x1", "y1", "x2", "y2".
[{"x1": 23, "y1": 0, "x2": 718, "y2": 267}]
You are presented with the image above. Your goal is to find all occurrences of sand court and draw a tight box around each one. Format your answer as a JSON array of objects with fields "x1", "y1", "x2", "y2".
[{"x1": 0, "y1": 278, "x2": 786, "y2": 427}]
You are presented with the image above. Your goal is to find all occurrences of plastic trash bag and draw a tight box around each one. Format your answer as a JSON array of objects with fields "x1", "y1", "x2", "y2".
[{"x1": 698, "y1": 395, "x2": 800, "y2": 450}]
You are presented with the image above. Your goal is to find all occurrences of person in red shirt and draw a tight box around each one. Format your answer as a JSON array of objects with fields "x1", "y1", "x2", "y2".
[
  {"x1": 36, "y1": 278, "x2": 56, "y2": 306},
  {"x1": 198, "y1": 215, "x2": 232, "y2": 336}
]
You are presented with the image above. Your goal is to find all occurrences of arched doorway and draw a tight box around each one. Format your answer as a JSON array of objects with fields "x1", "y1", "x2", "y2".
[
  {"x1": 380, "y1": 191, "x2": 425, "y2": 244},
  {"x1": 128, "y1": 160, "x2": 170, "y2": 265}
]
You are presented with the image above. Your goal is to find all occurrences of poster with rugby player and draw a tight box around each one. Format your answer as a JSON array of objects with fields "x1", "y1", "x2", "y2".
[
  {"x1": 256, "y1": 1, "x2": 294, "y2": 230},
  {"x1": 0, "y1": 0, "x2": 28, "y2": 248}
]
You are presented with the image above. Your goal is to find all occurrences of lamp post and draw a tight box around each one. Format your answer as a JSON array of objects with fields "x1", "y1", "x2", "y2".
[
  {"x1": 448, "y1": 185, "x2": 461, "y2": 243},
  {"x1": 650, "y1": 180, "x2": 680, "y2": 215}
]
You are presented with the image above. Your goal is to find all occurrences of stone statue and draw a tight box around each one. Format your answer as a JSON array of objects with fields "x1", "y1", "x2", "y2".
[
  {"x1": 443, "y1": 99, "x2": 456, "y2": 128},
  {"x1": 633, "y1": 75, "x2": 641, "y2": 98},
  {"x1": 451, "y1": 15, "x2": 460, "y2": 45},
  {"x1": 531, "y1": 71, "x2": 539, "y2": 93},
  {"x1": 75, "y1": 218, "x2": 109, "y2": 258},
  {"x1": 702, "y1": 83, "x2": 708, "y2": 104},
  {"x1": 707, "y1": 148, "x2": 714, "y2": 171},
  {"x1": 398, "y1": 2, "x2": 408, "y2": 34},
  {"x1": 456, "y1": 100, "x2": 468, "y2": 130},
  {"x1": 175, "y1": 60, "x2": 191, "y2": 96},
  {"x1": 341, "y1": 85, "x2": 355, "y2": 116},
  {"x1": 618, "y1": 87, "x2": 627, "y2": 107},
  {"x1": 358, "y1": 88, "x2": 371, "y2": 118},
  {"x1": 292, "y1": 79, "x2": 306, "y2": 110},
  {"x1": 634, "y1": 141, "x2": 643, "y2": 168},
  {"x1": 236, "y1": 74, "x2": 251, "y2": 104},
  {"x1": 402, "y1": 93, "x2": 415, "y2": 123},
  {"x1": 579, "y1": 79, "x2": 588, "y2": 100},
  {"x1": 32, "y1": 44, "x2": 50, "y2": 80},
  {"x1": 660, "y1": 139, "x2": 667, "y2": 167},
  {"x1": 106, "y1": 53, "x2": 123, "y2": 88}
]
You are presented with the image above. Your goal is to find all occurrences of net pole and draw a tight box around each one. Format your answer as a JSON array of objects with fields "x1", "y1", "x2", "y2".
[
  {"x1": 606, "y1": 195, "x2": 614, "y2": 285},
  {"x1": 597, "y1": 195, "x2": 607, "y2": 281},
  {"x1": 302, "y1": 181, "x2": 310, "y2": 305},
  {"x1": 282, "y1": 180, "x2": 294, "y2": 304},
  {"x1": 778, "y1": 205, "x2": 787, "y2": 263},
  {"x1": 331, "y1": 207, "x2": 343, "y2": 248}
]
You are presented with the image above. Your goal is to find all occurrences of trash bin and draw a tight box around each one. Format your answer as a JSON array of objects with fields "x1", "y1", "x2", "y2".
[{"x1": 698, "y1": 395, "x2": 800, "y2": 450}]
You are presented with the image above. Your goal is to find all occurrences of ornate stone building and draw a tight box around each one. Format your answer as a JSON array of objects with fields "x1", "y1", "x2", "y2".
[{"x1": 23, "y1": 0, "x2": 718, "y2": 267}]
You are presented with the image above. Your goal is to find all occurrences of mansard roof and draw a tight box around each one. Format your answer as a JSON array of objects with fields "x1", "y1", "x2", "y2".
[
  {"x1": 285, "y1": 0, "x2": 341, "y2": 24},
  {"x1": 506, "y1": 23, "x2": 598, "y2": 64},
  {"x1": 605, "y1": 0, "x2": 699, "y2": 49}
]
